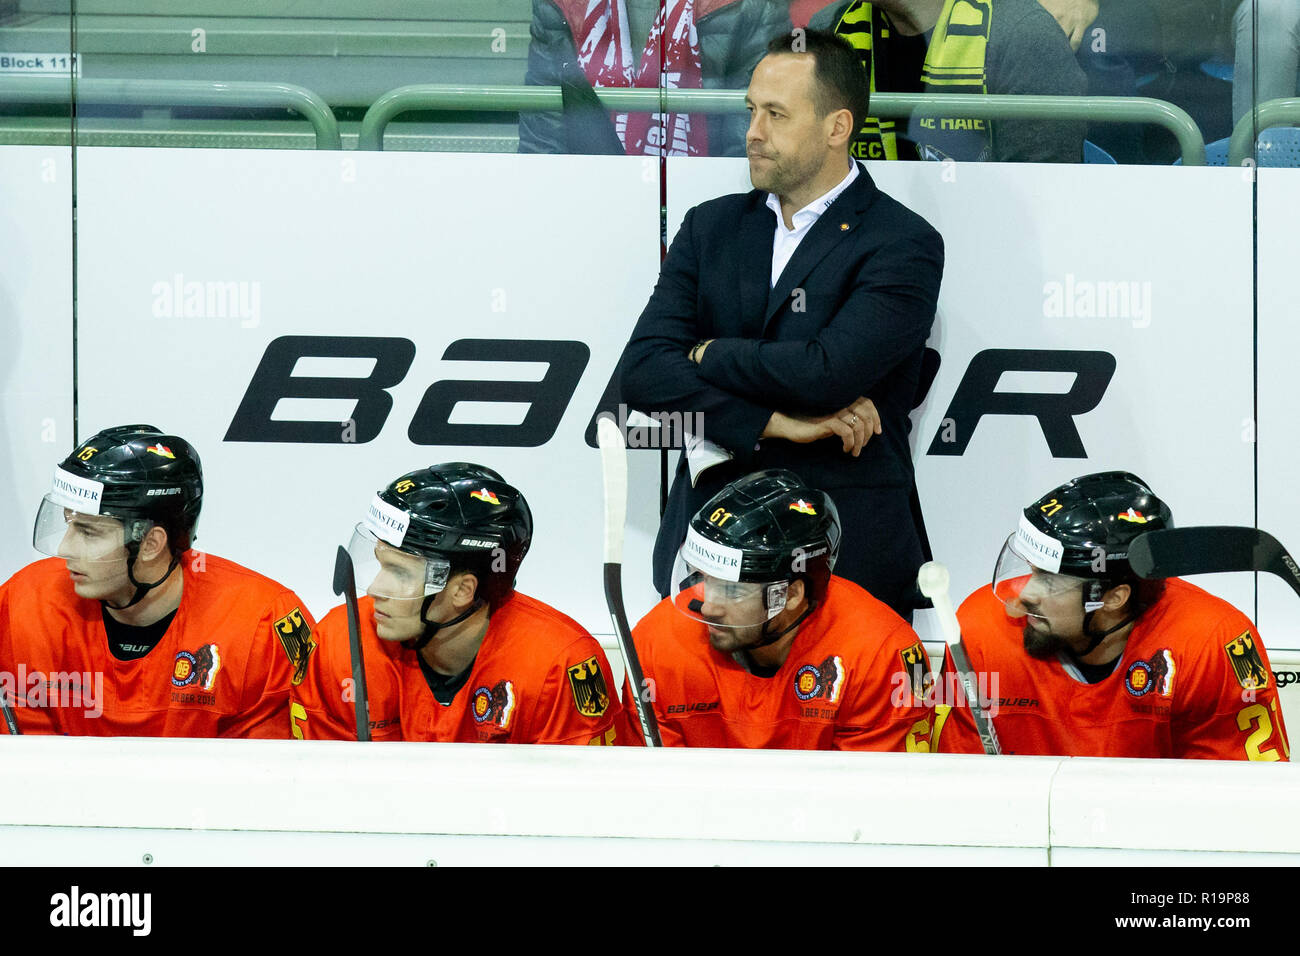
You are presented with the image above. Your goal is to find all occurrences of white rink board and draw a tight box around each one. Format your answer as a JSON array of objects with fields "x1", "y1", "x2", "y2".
[
  {"x1": 0, "y1": 737, "x2": 1296, "y2": 865},
  {"x1": 1256, "y1": 169, "x2": 1300, "y2": 650},
  {"x1": 669, "y1": 160, "x2": 1262, "y2": 645},
  {"x1": 1, "y1": 151, "x2": 1285, "y2": 656},
  {"x1": 73, "y1": 148, "x2": 665, "y2": 633},
  {"x1": 0, "y1": 147, "x2": 73, "y2": 583}
]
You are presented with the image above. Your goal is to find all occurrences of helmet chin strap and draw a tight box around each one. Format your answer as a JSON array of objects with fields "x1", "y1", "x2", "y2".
[
  {"x1": 1078, "y1": 580, "x2": 1136, "y2": 656},
  {"x1": 101, "y1": 541, "x2": 182, "y2": 612},
  {"x1": 751, "y1": 598, "x2": 817, "y2": 649},
  {"x1": 408, "y1": 595, "x2": 486, "y2": 651}
]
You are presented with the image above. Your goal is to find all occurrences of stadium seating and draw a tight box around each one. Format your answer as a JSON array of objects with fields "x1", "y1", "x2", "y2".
[
  {"x1": 1084, "y1": 140, "x2": 1118, "y2": 164},
  {"x1": 0, "y1": 0, "x2": 532, "y2": 150},
  {"x1": 1256, "y1": 125, "x2": 1300, "y2": 166}
]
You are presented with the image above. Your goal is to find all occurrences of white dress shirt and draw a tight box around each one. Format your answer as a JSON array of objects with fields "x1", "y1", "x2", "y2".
[
  {"x1": 765, "y1": 161, "x2": 860, "y2": 288},
  {"x1": 685, "y1": 162, "x2": 861, "y2": 483}
]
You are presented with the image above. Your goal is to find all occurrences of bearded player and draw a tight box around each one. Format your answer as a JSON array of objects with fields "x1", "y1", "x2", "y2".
[
  {"x1": 621, "y1": 468, "x2": 933, "y2": 750},
  {"x1": 934, "y1": 472, "x2": 1291, "y2": 760},
  {"x1": 0, "y1": 424, "x2": 315, "y2": 737},
  {"x1": 291, "y1": 463, "x2": 624, "y2": 744}
]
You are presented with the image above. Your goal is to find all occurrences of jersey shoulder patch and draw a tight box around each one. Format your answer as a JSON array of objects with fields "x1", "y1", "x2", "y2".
[
  {"x1": 274, "y1": 606, "x2": 316, "y2": 686},
  {"x1": 567, "y1": 655, "x2": 611, "y2": 718},
  {"x1": 1224, "y1": 631, "x2": 1269, "y2": 690}
]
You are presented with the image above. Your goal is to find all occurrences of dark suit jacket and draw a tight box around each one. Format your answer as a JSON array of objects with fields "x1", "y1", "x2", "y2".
[{"x1": 619, "y1": 162, "x2": 944, "y2": 611}]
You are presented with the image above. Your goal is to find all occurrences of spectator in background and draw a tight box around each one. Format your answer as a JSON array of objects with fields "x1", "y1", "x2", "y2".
[
  {"x1": 518, "y1": 0, "x2": 787, "y2": 155},
  {"x1": 1037, "y1": 0, "x2": 1100, "y2": 50},
  {"x1": 1232, "y1": 0, "x2": 1300, "y2": 127},
  {"x1": 794, "y1": 0, "x2": 1101, "y2": 49},
  {"x1": 803, "y1": 0, "x2": 1088, "y2": 162}
]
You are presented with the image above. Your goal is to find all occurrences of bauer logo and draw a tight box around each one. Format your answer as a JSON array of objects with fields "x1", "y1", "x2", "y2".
[
  {"x1": 50, "y1": 466, "x2": 104, "y2": 514},
  {"x1": 49, "y1": 886, "x2": 151, "y2": 936},
  {"x1": 228, "y1": 337, "x2": 1115, "y2": 456},
  {"x1": 683, "y1": 527, "x2": 743, "y2": 582},
  {"x1": 365, "y1": 495, "x2": 410, "y2": 547},
  {"x1": 1013, "y1": 514, "x2": 1064, "y2": 573}
]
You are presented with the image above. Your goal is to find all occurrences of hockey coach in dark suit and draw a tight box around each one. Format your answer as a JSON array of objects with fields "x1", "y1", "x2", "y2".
[{"x1": 619, "y1": 29, "x2": 944, "y2": 620}]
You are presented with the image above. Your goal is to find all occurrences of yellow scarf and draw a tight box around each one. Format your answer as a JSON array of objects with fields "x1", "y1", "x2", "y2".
[{"x1": 836, "y1": 0, "x2": 993, "y2": 161}]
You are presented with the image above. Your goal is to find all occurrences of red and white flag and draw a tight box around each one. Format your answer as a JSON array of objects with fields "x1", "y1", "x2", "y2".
[{"x1": 574, "y1": 0, "x2": 708, "y2": 156}]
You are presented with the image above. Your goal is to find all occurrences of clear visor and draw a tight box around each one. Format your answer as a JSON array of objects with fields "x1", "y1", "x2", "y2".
[
  {"x1": 992, "y1": 533, "x2": 1087, "y2": 617},
  {"x1": 669, "y1": 550, "x2": 787, "y2": 629},
  {"x1": 347, "y1": 525, "x2": 451, "y2": 610},
  {"x1": 32, "y1": 496, "x2": 146, "y2": 564}
]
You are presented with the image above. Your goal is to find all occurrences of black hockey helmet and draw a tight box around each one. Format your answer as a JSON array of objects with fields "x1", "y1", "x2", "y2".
[
  {"x1": 1001, "y1": 471, "x2": 1173, "y2": 585},
  {"x1": 36, "y1": 424, "x2": 204, "y2": 555},
  {"x1": 34, "y1": 424, "x2": 204, "y2": 610},
  {"x1": 994, "y1": 472, "x2": 1173, "y2": 647},
  {"x1": 351, "y1": 463, "x2": 532, "y2": 612},
  {"x1": 672, "y1": 469, "x2": 841, "y2": 629}
]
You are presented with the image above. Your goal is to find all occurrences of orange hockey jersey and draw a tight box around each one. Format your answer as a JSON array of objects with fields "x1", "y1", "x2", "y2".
[
  {"x1": 291, "y1": 592, "x2": 624, "y2": 745},
  {"x1": 933, "y1": 580, "x2": 1291, "y2": 760},
  {"x1": 0, "y1": 554, "x2": 313, "y2": 738},
  {"x1": 621, "y1": 576, "x2": 934, "y2": 750}
]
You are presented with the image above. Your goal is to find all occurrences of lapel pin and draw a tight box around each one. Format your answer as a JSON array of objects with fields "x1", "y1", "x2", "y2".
[{"x1": 840, "y1": 223, "x2": 850, "y2": 231}]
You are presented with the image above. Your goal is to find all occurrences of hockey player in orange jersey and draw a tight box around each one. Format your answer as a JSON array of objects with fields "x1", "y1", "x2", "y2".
[
  {"x1": 933, "y1": 472, "x2": 1290, "y2": 761},
  {"x1": 0, "y1": 424, "x2": 315, "y2": 737},
  {"x1": 291, "y1": 463, "x2": 623, "y2": 745},
  {"x1": 621, "y1": 469, "x2": 933, "y2": 750}
]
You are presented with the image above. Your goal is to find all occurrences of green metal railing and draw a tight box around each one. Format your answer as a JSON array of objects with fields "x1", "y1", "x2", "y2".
[
  {"x1": 359, "y1": 85, "x2": 1206, "y2": 164},
  {"x1": 1229, "y1": 97, "x2": 1300, "y2": 166},
  {"x1": 0, "y1": 77, "x2": 342, "y2": 149},
  {"x1": 872, "y1": 93, "x2": 1205, "y2": 165},
  {"x1": 0, "y1": 78, "x2": 1207, "y2": 162}
]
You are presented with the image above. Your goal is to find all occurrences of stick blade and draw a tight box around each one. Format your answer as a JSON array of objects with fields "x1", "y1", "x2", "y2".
[
  {"x1": 1130, "y1": 526, "x2": 1275, "y2": 579},
  {"x1": 332, "y1": 544, "x2": 351, "y2": 596}
]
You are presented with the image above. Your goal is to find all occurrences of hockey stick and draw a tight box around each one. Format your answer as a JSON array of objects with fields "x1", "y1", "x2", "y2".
[
  {"x1": 1, "y1": 687, "x2": 19, "y2": 736},
  {"x1": 917, "y1": 561, "x2": 1001, "y2": 755},
  {"x1": 1130, "y1": 526, "x2": 1300, "y2": 598},
  {"x1": 597, "y1": 415, "x2": 662, "y2": 747},
  {"x1": 332, "y1": 545, "x2": 371, "y2": 742}
]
